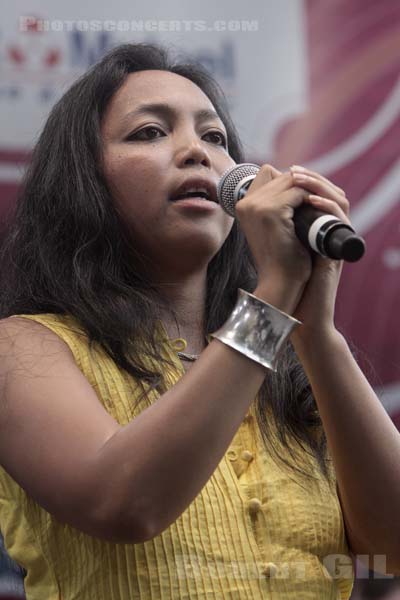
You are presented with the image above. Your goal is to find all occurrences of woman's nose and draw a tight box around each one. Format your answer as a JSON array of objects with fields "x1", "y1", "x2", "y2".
[{"x1": 175, "y1": 137, "x2": 211, "y2": 168}]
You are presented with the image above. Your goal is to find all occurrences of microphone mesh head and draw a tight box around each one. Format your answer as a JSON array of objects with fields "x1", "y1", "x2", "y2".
[{"x1": 217, "y1": 163, "x2": 260, "y2": 216}]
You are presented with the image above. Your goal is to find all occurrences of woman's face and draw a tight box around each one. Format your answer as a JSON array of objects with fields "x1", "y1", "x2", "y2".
[{"x1": 101, "y1": 69, "x2": 236, "y2": 275}]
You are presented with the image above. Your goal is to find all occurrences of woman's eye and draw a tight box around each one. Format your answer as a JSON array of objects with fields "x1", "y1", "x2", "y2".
[
  {"x1": 127, "y1": 126, "x2": 164, "y2": 141},
  {"x1": 204, "y1": 130, "x2": 227, "y2": 147}
]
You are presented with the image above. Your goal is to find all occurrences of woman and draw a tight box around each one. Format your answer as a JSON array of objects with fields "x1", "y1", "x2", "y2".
[{"x1": 0, "y1": 42, "x2": 399, "y2": 600}]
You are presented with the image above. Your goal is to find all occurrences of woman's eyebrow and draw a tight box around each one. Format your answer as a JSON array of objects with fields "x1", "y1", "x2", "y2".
[{"x1": 120, "y1": 102, "x2": 224, "y2": 128}]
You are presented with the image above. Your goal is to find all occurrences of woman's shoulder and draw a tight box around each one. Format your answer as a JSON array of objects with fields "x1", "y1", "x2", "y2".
[
  {"x1": 0, "y1": 313, "x2": 91, "y2": 378},
  {"x1": 4, "y1": 312, "x2": 87, "y2": 344},
  {"x1": 0, "y1": 313, "x2": 81, "y2": 369},
  {"x1": 6, "y1": 311, "x2": 84, "y2": 331}
]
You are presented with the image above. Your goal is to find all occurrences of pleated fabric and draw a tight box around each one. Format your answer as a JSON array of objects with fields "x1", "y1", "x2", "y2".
[{"x1": 0, "y1": 313, "x2": 354, "y2": 599}]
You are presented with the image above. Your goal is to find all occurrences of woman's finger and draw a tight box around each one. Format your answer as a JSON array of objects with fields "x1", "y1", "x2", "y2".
[
  {"x1": 246, "y1": 165, "x2": 289, "y2": 195},
  {"x1": 290, "y1": 165, "x2": 346, "y2": 197},
  {"x1": 304, "y1": 195, "x2": 352, "y2": 226},
  {"x1": 269, "y1": 165, "x2": 283, "y2": 178},
  {"x1": 291, "y1": 172, "x2": 350, "y2": 215}
]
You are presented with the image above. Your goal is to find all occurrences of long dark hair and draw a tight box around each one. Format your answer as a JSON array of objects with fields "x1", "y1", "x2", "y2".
[{"x1": 0, "y1": 43, "x2": 328, "y2": 481}]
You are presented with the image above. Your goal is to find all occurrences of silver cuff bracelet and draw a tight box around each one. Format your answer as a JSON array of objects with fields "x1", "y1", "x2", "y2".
[{"x1": 210, "y1": 289, "x2": 302, "y2": 372}]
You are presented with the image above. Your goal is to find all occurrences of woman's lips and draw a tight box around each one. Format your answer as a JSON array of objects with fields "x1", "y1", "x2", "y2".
[
  {"x1": 169, "y1": 177, "x2": 218, "y2": 203},
  {"x1": 170, "y1": 196, "x2": 219, "y2": 210}
]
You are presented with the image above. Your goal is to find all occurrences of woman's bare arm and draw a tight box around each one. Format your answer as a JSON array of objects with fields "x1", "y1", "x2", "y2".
[
  {"x1": 292, "y1": 328, "x2": 400, "y2": 575},
  {"x1": 0, "y1": 282, "x2": 289, "y2": 543}
]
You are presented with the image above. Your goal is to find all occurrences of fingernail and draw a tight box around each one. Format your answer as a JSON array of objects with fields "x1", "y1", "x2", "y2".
[
  {"x1": 290, "y1": 165, "x2": 306, "y2": 172},
  {"x1": 292, "y1": 173, "x2": 308, "y2": 182}
]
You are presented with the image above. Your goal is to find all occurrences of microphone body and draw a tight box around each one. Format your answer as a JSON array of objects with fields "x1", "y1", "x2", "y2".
[{"x1": 217, "y1": 163, "x2": 366, "y2": 262}]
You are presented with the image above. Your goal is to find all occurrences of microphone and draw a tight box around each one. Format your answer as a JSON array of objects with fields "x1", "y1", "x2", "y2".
[{"x1": 217, "y1": 163, "x2": 366, "y2": 262}]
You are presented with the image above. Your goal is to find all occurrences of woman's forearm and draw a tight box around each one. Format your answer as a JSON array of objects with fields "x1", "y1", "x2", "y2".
[
  {"x1": 292, "y1": 328, "x2": 400, "y2": 573},
  {"x1": 89, "y1": 282, "x2": 300, "y2": 543},
  {"x1": 91, "y1": 337, "x2": 267, "y2": 542}
]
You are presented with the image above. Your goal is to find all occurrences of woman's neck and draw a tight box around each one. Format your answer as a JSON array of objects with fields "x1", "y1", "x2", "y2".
[{"x1": 156, "y1": 271, "x2": 208, "y2": 355}]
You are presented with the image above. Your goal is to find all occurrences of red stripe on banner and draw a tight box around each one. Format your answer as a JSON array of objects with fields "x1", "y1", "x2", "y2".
[
  {"x1": 311, "y1": 64, "x2": 400, "y2": 163},
  {"x1": 327, "y1": 112, "x2": 400, "y2": 203},
  {"x1": 336, "y1": 203, "x2": 400, "y2": 383},
  {"x1": 275, "y1": 52, "x2": 400, "y2": 166},
  {"x1": 0, "y1": 149, "x2": 30, "y2": 163},
  {"x1": 0, "y1": 183, "x2": 19, "y2": 225},
  {"x1": 307, "y1": 3, "x2": 400, "y2": 85}
]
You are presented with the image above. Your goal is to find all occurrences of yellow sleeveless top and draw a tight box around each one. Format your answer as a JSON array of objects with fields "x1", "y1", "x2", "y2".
[{"x1": 0, "y1": 313, "x2": 354, "y2": 599}]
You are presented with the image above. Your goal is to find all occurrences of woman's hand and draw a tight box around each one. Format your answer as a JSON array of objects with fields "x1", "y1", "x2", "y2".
[
  {"x1": 235, "y1": 163, "x2": 351, "y2": 339},
  {"x1": 288, "y1": 165, "x2": 351, "y2": 343},
  {"x1": 284, "y1": 166, "x2": 351, "y2": 345},
  {"x1": 234, "y1": 165, "x2": 313, "y2": 314}
]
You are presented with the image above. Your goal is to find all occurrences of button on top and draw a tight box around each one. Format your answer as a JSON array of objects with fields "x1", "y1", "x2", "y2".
[
  {"x1": 248, "y1": 497, "x2": 262, "y2": 514},
  {"x1": 241, "y1": 450, "x2": 253, "y2": 462},
  {"x1": 262, "y1": 562, "x2": 278, "y2": 578},
  {"x1": 227, "y1": 449, "x2": 238, "y2": 461}
]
